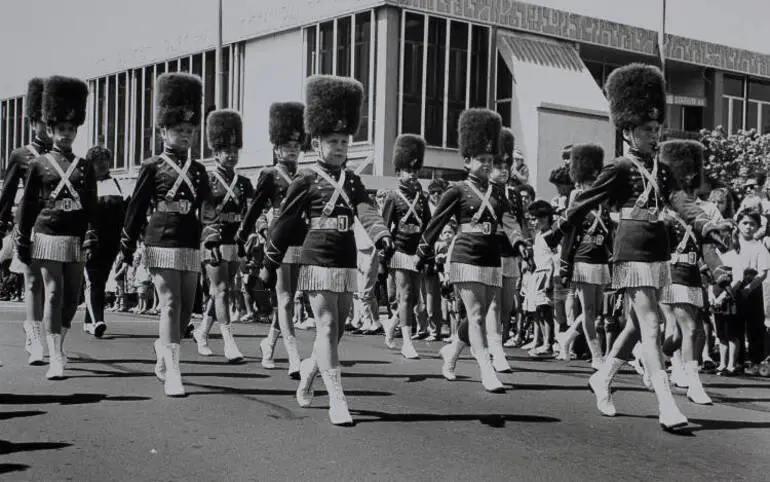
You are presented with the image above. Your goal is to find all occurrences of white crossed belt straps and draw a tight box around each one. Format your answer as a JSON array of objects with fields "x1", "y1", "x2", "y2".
[
  {"x1": 465, "y1": 180, "x2": 497, "y2": 223},
  {"x1": 671, "y1": 212, "x2": 697, "y2": 253},
  {"x1": 587, "y1": 205, "x2": 608, "y2": 235},
  {"x1": 396, "y1": 190, "x2": 423, "y2": 227},
  {"x1": 212, "y1": 170, "x2": 240, "y2": 206},
  {"x1": 311, "y1": 165, "x2": 352, "y2": 216},
  {"x1": 275, "y1": 164, "x2": 294, "y2": 185},
  {"x1": 45, "y1": 153, "x2": 81, "y2": 202},
  {"x1": 160, "y1": 153, "x2": 195, "y2": 201},
  {"x1": 628, "y1": 156, "x2": 660, "y2": 211}
]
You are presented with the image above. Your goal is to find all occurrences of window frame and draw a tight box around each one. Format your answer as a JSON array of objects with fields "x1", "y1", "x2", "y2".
[
  {"x1": 397, "y1": 10, "x2": 492, "y2": 149},
  {"x1": 302, "y1": 10, "x2": 376, "y2": 145}
]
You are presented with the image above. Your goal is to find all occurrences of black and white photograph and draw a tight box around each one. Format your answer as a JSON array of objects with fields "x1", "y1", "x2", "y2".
[{"x1": 0, "y1": 0, "x2": 768, "y2": 480}]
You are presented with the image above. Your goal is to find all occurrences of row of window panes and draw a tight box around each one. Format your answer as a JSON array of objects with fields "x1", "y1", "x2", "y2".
[
  {"x1": 303, "y1": 11, "x2": 375, "y2": 144},
  {"x1": 399, "y1": 11, "x2": 490, "y2": 148},
  {"x1": 722, "y1": 75, "x2": 770, "y2": 134},
  {"x1": 89, "y1": 44, "x2": 243, "y2": 171},
  {"x1": 0, "y1": 96, "x2": 31, "y2": 175}
]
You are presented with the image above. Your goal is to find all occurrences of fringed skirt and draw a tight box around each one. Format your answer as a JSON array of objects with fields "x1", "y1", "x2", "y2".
[
  {"x1": 32, "y1": 233, "x2": 83, "y2": 263},
  {"x1": 449, "y1": 262, "x2": 502, "y2": 288},
  {"x1": 298, "y1": 265, "x2": 357, "y2": 293},
  {"x1": 389, "y1": 251, "x2": 418, "y2": 272},
  {"x1": 202, "y1": 244, "x2": 239, "y2": 262},
  {"x1": 572, "y1": 262, "x2": 611, "y2": 286},
  {"x1": 659, "y1": 283, "x2": 704, "y2": 308},
  {"x1": 612, "y1": 261, "x2": 671, "y2": 290},
  {"x1": 145, "y1": 247, "x2": 201, "y2": 272}
]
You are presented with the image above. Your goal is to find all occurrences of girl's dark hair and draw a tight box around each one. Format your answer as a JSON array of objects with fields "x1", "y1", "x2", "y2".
[{"x1": 735, "y1": 207, "x2": 762, "y2": 226}]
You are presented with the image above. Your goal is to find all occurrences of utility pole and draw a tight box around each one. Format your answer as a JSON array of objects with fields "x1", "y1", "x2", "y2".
[
  {"x1": 215, "y1": 0, "x2": 225, "y2": 109},
  {"x1": 659, "y1": 0, "x2": 667, "y2": 79}
]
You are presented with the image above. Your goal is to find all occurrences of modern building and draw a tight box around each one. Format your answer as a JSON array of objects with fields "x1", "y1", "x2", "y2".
[{"x1": 1, "y1": 0, "x2": 768, "y2": 198}]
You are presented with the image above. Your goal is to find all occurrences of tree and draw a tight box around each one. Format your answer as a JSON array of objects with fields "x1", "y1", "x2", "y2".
[{"x1": 699, "y1": 127, "x2": 770, "y2": 192}]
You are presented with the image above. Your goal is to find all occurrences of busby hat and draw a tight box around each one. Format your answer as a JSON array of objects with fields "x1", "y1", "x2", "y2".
[
  {"x1": 25, "y1": 78, "x2": 45, "y2": 123},
  {"x1": 206, "y1": 109, "x2": 242, "y2": 151},
  {"x1": 569, "y1": 144, "x2": 605, "y2": 184},
  {"x1": 528, "y1": 199, "x2": 555, "y2": 218},
  {"x1": 428, "y1": 178, "x2": 449, "y2": 194},
  {"x1": 85, "y1": 145, "x2": 112, "y2": 163},
  {"x1": 42, "y1": 76, "x2": 88, "y2": 126},
  {"x1": 393, "y1": 134, "x2": 426, "y2": 171},
  {"x1": 269, "y1": 102, "x2": 305, "y2": 146},
  {"x1": 659, "y1": 140, "x2": 704, "y2": 190},
  {"x1": 155, "y1": 73, "x2": 202, "y2": 128},
  {"x1": 458, "y1": 108, "x2": 502, "y2": 159},
  {"x1": 604, "y1": 63, "x2": 666, "y2": 131},
  {"x1": 304, "y1": 75, "x2": 363, "y2": 138},
  {"x1": 548, "y1": 165, "x2": 572, "y2": 187},
  {"x1": 500, "y1": 128, "x2": 515, "y2": 158}
]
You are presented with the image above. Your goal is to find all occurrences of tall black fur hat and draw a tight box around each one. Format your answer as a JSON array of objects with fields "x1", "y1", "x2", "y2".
[
  {"x1": 528, "y1": 199, "x2": 555, "y2": 218},
  {"x1": 42, "y1": 76, "x2": 88, "y2": 126},
  {"x1": 500, "y1": 128, "x2": 515, "y2": 158},
  {"x1": 458, "y1": 108, "x2": 501, "y2": 158},
  {"x1": 393, "y1": 134, "x2": 426, "y2": 171},
  {"x1": 155, "y1": 73, "x2": 202, "y2": 128},
  {"x1": 206, "y1": 109, "x2": 242, "y2": 151},
  {"x1": 548, "y1": 165, "x2": 572, "y2": 187},
  {"x1": 305, "y1": 75, "x2": 363, "y2": 138},
  {"x1": 569, "y1": 144, "x2": 604, "y2": 184},
  {"x1": 605, "y1": 63, "x2": 666, "y2": 131},
  {"x1": 659, "y1": 140, "x2": 704, "y2": 189},
  {"x1": 85, "y1": 145, "x2": 112, "y2": 163},
  {"x1": 269, "y1": 102, "x2": 305, "y2": 146},
  {"x1": 25, "y1": 78, "x2": 45, "y2": 123}
]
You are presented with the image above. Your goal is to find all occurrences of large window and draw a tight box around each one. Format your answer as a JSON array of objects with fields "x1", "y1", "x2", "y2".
[
  {"x1": 0, "y1": 96, "x2": 29, "y2": 175},
  {"x1": 303, "y1": 11, "x2": 375, "y2": 144},
  {"x1": 399, "y1": 11, "x2": 491, "y2": 148},
  {"x1": 721, "y1": 76, "x2": 770, "y2": 135},
  {"x1": 722, "y1": 75, "x2": 745, "y2": 135},
  {"x1": 495, "y1": 53, "x2": 513, "y2": 128},
  {"x1": 88, "y1": 43, "x2": 244, "y2": 172}
]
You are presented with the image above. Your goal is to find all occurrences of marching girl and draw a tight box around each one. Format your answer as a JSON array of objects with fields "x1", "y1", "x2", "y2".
[
  {"x1": 118, "y1": 73, "x2": 221, "y2": 397},
  {"x1": 82, "y1": 146, "x2": 127, "y2": 338},
  {"x1": 0, "y1": 78, "x2": 50, "y2": 365},
  {"x1": 547, "y1": 64, "x2": 724, "y2": 429},
  {"x1": 419, "y1": 108, "x2": 516, "y2": 393},
  {"x1": 190, "y1": 110, "x2": 253, "y2": 362},
  {"x1": 380, "y1": 134, "x2": 430, "y2": 359},
  {"x1": 236, "y1": 102, "x2": 307, "y2": 378},
  {"x1": 16, "y1": 76, "x2": 98, "y2": 380},
  {"x1": 260, "y1": 75, "x2": 393, "y2": 426},
  {"x1": 554, "y1": 144, "x2": 611, "y2": 370}
]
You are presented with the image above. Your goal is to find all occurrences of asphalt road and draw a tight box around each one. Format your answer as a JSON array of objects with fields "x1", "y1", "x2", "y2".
[{"x1": 1, "y1": 302, "x2": 769, "y2": 482}]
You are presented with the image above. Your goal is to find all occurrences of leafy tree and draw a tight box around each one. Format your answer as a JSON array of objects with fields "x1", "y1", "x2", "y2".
[{"x1": 699, "y1": 127, "x2": 770, "y2": 192}]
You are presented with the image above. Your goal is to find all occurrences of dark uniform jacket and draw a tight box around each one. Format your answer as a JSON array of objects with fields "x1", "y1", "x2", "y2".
[
  {"x1": 238, "y1": 164, "x2": 306, "y2": 247},
  {"x1": 417, "y1": 175, "x2": 525, "y2": 268},
  {"x1": 665, "y1": 209, "x2": 703, "y2": 288},
  {"x1": 381, "y1": 180, "x2": 431, "y2": 256},
  {"x1": 264, "y1": 162, "x2": 390, "y2": 270},
  {"x1": 556, "y1": 150, "x2": 716, "y2": 265},
  {"x1": 93, "y1": 176, "x2": 128, "y2": 252},
  {"x1": 495, "y1": 183, "x2": 527, "y2": 258},
  {"x1": 0, "y1": 139, "x2": 51, "y2": 235},
  {"x1": 120, "y1": 148, "x2": 218, "y2": 258},
  {"x1": 200, "y1": 163, "x2": 254, "y2": 246},
  {"x1": 17, "y1": 146, "x2": 98, "y2": 248}
]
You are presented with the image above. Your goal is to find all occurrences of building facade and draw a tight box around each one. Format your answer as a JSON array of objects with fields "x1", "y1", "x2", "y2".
[{"x1": 1, "y1": 0, "x2": 769, "y2": 198}]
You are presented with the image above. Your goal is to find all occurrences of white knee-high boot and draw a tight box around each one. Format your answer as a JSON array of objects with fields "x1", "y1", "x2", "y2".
[
  {"x1": 685, "y1": 361, "x2": 712, "y2": 405},
  {"x1": 193, "y1": 314, "x2": 214, "y2": 356},
  {"x1": 296, "y1": 357, "x2": 319, "y2": 407},
  {"x1": 320, "y1": 367, "x2": 353, "y2": 426},
  {"x1": 439, "y1": 338, "x2": 466, "y2": 381},
  {"x1": 45, "y1": 334, "x2": 64, "y2": 380},
  {"x1": 650, "y1": 369, "x2": 688, "y2": 430},
  {"x1": 589, "y1": 358, "x2": 625, "y2": 416},
  {"x1": 219, "y1": 323, "x2": 244, "y2": 363}
]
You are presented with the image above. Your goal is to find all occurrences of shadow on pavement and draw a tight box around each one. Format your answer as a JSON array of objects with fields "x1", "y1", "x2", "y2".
[
  {"x1": 351, "y1": 409, "x2": 560, "y2": 427},
  {"x1": 0, "y1": 439, "x2": 71, "y2": 455},
  {"x1": 67, "y1": 367, "x2": 268, "y2": 380},
  {"x1": 340, "y1": 360, "x2": 392, "y2": 367},
  {"x1": 0, "y1": 410, "x2": 46, "y2": 421},
  {"x1": 0, "y1": 463, "x2": 30, "y2": 475},
  {"x1": 0, "y1": 393, "x2": 150, "y2": 406}
]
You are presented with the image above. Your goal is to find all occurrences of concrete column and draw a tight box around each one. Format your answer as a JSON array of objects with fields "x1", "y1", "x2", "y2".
[
  {"x1": 373, "y1": 6, "x2": 400, "y2": 177},
  {"x1": 710, "y1": 70, "x2": 724, "y2": 130}
]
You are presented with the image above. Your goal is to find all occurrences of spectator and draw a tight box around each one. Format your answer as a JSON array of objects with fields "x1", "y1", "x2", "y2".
[{"x1": 511, "y1": 148, "x2": 529, "y2": 185}]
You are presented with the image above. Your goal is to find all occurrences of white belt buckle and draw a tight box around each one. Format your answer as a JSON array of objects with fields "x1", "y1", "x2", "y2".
[
  {"x1": 688, "y1": 252, "x2": 697, "y2": 265},
  {"x1": 480, "y1": 221, "x2": 492, "y2": 235},
  {"x1": 178, "y1": 200, "x2": 191, "y2": 214},
  {"x1": 337, "y1": 215, "x2": 349, "y2": 232},
  {"x1": 62, "y1": 198, "x2": 73, "y2": 212},
  {"x1": 594, "y1": 234, "x2": 604, "y2": 246}
]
